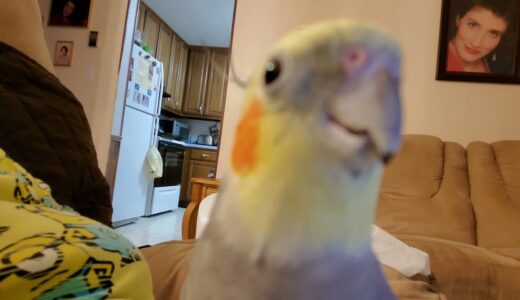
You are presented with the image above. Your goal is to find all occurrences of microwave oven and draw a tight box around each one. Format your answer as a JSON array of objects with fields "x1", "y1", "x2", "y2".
[{"x1": 172, "y1": 120, "x2": 190, "y2": 141}]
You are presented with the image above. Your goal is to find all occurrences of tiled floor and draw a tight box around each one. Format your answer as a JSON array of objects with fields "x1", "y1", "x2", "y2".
[{"x1": 115, "y1": 208, "x2": 185, "y2": 247}]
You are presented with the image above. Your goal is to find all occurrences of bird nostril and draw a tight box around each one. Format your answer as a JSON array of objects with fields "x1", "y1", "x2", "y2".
[{"x1": 381, "y1": 152, "x2": 394, "y2": 165}]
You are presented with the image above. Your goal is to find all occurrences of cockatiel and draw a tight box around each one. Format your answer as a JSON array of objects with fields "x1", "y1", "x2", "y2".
[{"x1": 182, "y1": 19, "x2": 402, "y2": 300}]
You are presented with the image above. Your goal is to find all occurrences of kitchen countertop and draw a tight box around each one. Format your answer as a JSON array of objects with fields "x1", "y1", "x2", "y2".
[
  {"x1": 185, "y1": 142, "x2": 218, "y2": 150},
  {"x1": 158, "y1": 136, "x2": 218, "y2": 151}
]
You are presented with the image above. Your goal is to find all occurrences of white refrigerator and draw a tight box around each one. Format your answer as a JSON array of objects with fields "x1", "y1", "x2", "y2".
[{"x1": 112, "y1": 45, "x2": 163, "y2": 226}]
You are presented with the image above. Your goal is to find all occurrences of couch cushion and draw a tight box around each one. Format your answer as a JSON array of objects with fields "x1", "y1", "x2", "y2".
[
  {"x1": 376, "y1": 135, "x2": 476, "y2": 245},
  {"x1": 398, "y1": 234, "x2": 520, "y2": 300},
  {"x1": 382, "y1": 265, "x2": 446, "y2": 300},
  {"x1": 141, "y1": 240, "x2": 446, "y2": 300},
  {"x1": 140, "y1": 240, "x2": 196, "y2": 300},
  {"x1": 490, "y1": 248, "x2": 520, "y2": 262},
  {"x1": 467, "y1": 141, "x2": 520, "y2": 249},
  {"x1": 0, "y1": 42, "x2": 112, "y2": 225}
]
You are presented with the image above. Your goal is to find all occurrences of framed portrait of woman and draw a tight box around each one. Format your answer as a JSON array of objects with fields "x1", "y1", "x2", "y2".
[
  {"x1": 54, "y1": 41, "x2": 74, "y2": 66},
  {"x1": 48, "y1": 0, "x2": 92, "y2": 28},
  {"x1": 436, "y1": 0, "x2": 520, "y2": 83}
]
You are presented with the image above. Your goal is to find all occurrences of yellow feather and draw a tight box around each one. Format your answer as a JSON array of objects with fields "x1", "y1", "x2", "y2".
[
  {"x1": 220, "y1": 19, "x2": 400, "y2": 257},
  {"x1": 229, "y1": 108, "x2": 383, "y2": 251}
]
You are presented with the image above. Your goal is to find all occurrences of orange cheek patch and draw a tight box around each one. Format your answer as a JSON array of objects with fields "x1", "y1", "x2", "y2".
[{"x1": 232, "y1": 99, "x2": 264, "y2": 174}]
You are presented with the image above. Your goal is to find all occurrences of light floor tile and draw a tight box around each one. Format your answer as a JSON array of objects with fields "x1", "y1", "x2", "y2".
[{"x1": 115, "y1": 208, "x2": 185, "y2": 247}]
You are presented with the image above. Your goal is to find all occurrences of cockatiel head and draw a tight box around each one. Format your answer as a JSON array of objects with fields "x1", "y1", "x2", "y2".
[
  {"x1": 222, "y1": 20, "x2": 401, "y2": 261},
  {"x1": 184, "y1": 20, "x2": 402, "y2": 300}
]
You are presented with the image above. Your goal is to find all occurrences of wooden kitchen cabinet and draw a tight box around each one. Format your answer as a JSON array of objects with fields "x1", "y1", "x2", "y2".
[
  {"x1": 190, "y1": 149, "x2": 218, "y2": 161},
  {"x1": 138, "y1": 3, "x2": 189, "y2": 114},
  {"x1": 182, "y1": 47, "x2": 230, "y2": 120},
  {"x1": 183, "y1": 48, "x2": 210, "y2": 117},
  {"x1": 204, "y1": 48, "x2": 230, "y2": 118},
  {"x1": 188, "y1": 160, "x2": 215, "y2": 185},
  {"x1": 141, "y1": 8, "x2": 160, "y2": 56},
  {"x1": 138, "y1": 2, "x2": 229, "y2": 119},
  {"x1": 137, "y1": 4, "x2": 146, "y2": 32},
  {"x1": 180, "y1": 148, "x2": 217, "y2": 206},
  {"x1": 168, "y1": 35, "x2": 189, "y2": 114},
  {"x1": 156, "y1": 23, "x2": 174, "y2": 111}
]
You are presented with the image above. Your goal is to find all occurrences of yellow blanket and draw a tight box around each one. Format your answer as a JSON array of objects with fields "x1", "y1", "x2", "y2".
[{"x1": 0, "y1": 149, "x2": 153, "y2": 299}]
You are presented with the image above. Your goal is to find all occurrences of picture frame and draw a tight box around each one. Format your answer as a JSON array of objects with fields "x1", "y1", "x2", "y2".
[
  {"x1": 48, "y1": 0, "x2": 92, "y2": 28},
  {"x1": 88, "y1": 31, "x2": 98, "y2": 47},
  {"x1": 436, "y1": 0, "x2": 520, "y2": 84},
  {"x1": 54, "y1": 41, "x2": 74, "y2": 66}
]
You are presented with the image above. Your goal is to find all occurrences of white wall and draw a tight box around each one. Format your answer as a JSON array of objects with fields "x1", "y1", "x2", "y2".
[
  {"x1": 217, "y1": 0, "x2": 520, "y2": 177},
  {"x1": 38, "y1": 0, "x2": 129, "y2": 173}
]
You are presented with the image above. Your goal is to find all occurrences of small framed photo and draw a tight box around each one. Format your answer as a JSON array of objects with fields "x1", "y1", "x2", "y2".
[
  {"x1": 88, "y1": 31, "x2": 98, "y2": 47},
  {"x1": 54, "y1": 41, "x2": 74, "y2": 66},
  {"x1": 436, "y1": 0, "x2": 520, "y2": 83},
  {"x1": 48, "y1": 0, "x2": 92, "y2": 28}
]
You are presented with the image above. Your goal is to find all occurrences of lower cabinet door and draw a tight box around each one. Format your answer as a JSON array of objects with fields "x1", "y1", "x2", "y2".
[{"x1": 186, "y1": 160, "x2": 216, "y2": 201}]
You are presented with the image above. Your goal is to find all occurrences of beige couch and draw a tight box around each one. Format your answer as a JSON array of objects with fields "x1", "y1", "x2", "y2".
[
  {"x1": 375, "y1": 134, "x2": 520, "y2": 299},
  {"x1": 143, "y1": 134, "x2": 520, "y2": 299}
]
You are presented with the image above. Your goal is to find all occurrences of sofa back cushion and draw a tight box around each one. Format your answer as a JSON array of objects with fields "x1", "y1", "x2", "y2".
[
  {"x1": 375, "y1": 134, "x2": 476, "y2": 245},
  {"x1": 467, "y1": 141, "x2": 520, "y2": 251}
]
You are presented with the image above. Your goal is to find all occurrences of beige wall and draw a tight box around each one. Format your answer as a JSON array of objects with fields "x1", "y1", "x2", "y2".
[
  {"x1": 217, "y1": 0, "x2": 520, "y2": 177},
  {"x1": 0, "y1": 1, "x2": 54, "y2": 74},
  {"x1": 38, "y1": 0, "x2": 129, "y2": 173}
]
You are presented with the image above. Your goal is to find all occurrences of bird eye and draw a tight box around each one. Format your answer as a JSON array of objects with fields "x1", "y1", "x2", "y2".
[{"x1": 264, "y1": 58, "x2": 282, "y2": 85}]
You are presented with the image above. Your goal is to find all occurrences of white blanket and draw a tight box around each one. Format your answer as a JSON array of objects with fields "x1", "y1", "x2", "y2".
[
  {"x1": 371, "y1": 224, "x2": 431, "y2": 276},
  {"x1": 195, "y1": 193, "x2": 431, "y2": 277}
]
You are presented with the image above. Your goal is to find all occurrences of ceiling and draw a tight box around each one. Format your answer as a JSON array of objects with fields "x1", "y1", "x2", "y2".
[{"x1": 143, "y1": 0, "x2": 235, "y2": 47}]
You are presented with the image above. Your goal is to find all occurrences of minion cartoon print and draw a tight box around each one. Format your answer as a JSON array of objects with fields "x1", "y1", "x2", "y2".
[{"x1": 0, "y1": 149, "x2": 154, "y2": 299}]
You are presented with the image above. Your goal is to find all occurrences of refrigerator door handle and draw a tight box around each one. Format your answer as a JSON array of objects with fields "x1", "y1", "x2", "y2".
[
  {"x1": 155, "y1": 62, "x2": 164, "y2": 117},
  {"x1": 152, "y1": 117, "x2": 159, "y2": 146}
]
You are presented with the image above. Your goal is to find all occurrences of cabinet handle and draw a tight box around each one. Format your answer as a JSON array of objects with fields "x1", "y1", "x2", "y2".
[
  {"x1": 201, "y1": 154, "x2": 209, "y2": 158},
  {"x1": 199, "y1": 105, "x2": 203, "y2": 113}
]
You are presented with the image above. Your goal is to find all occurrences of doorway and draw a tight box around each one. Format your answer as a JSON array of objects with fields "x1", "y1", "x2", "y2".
[{"x1": 110, "y1": 0, "x2": 236, "y2": 245}]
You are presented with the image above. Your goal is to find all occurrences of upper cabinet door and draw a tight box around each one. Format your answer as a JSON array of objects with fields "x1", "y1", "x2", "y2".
[
  {"x1": 182, "y1": 48, "x2": 209, "y2": 116},
  {"x1": 156, "y1": 23, "x2": 173, "y2": 87},
  {"x1": 142, "y1": 9, "x2": 161, "y2": 56},
  {"x1": 168, "y1": 35, "x2": 189, "y2": 114},
  {"x1": 156, "y1": 23, "x2": 174, "y2": 110},
  {"x1": 204, "y1": 48, "x2": 230, "y2": 119},
  {"x1": 137, "y1": 4, "x2": 146, "y2": 32},
  {"x1": 136, "y1": 4, "x2": 231, "y2": 121}
]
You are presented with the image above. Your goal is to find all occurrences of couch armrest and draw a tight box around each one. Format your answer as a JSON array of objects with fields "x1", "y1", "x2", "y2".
[{"x1": 181, "y1": 178, "x2": 221, "y2": 240}]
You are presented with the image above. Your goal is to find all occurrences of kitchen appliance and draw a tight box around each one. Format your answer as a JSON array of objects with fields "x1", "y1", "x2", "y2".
[
  {"x1": 196, "y1": 134, "x2": 213, "y2": 146},
  {"x1": 209, "y1": 123, "x2": 220, "y2": 146},
  {"x1": 112, "y1": 44, "x2": 164, "y2": 226},
  {"x1": 172, "y1": 120, "x2": 190, "y2": 141},
  {"x1": 158, "y1": 118, "x2": 190, "y2": 141},
  {"x1": 147, "y1": 139, "x2": 185, "y2": 216}
]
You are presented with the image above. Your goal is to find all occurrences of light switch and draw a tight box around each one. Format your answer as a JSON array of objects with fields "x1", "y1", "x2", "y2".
[{"x1": 86, "y1": 67, "x2": 95, "y2": 82}]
